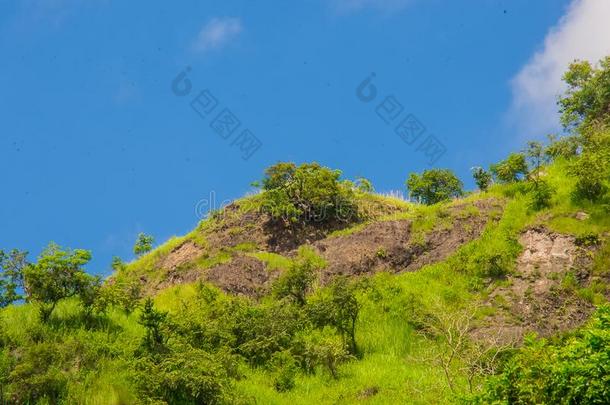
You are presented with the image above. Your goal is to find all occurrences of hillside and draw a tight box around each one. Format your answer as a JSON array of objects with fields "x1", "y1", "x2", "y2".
[
  {"x1": 1, "y1": 59, "x2": 610, "y2": 404},
  {"x1": 1, "y1": 160, "x2": 609, "y2": 404}
]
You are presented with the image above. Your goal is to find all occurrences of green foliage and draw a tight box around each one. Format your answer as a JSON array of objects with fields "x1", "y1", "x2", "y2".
[
  {"x1": 258, "y1": 162, "x2": 358, "y2": 224},
  {"x1": 104, "y1": 280, "x2": 142, "y2": 315},
  {"x1": 293, "y1": 327, "x2": 350, "y2": 379},
  {"x1": 473, "y1": 305, "x2": 610, "y2": 404},
  {"x1": 354, "y1": 177, "x2": 374, "y2": 193},
  {"x1": 260, "y1": 162, "x2": 297, "y2": 190},
  {"x1": 0, "y1": 249, "x2": 28, "y2": 308},
  {"x1": 559, "y1": 57, "x2": 610, "y2": 131},
  {"x1": 471, "y1": 167, "x2": 493, "y2": 191},
  {"x1": 545, "y1": 134, "x2": 579, "y2": 160},
  {"x1": 134, "y1": 232, "x2": 155, "y2": 256},
  {"x1": 406, "y1": 168, "x2": 464, "y2": 205},
  {"x1": 134, "y1": 344, "x2": 238, "y2": 404},
  {"x1": 23, "y1": 243, "x2": 98, "y2": 322},
  {"x1": 490, "y1": 153, "x2": 528, "y2": 183},
  {"x1": 270, "y1": 351, "x2": 298, "y2": 392},
  {"x1": 272, "y1": 247, "x2": 326, "y2": 306},
  {"x1": 527, "y1": 178, "x2": 554, "y2": 210},
  {"x1": 139, "y1": 298, "x2": 167, "y2": 353},
  {"x1": 568, "y1": 127, "x2": 610, "y2": 202},
  {"x1": 308, "y1": 277, "x2": 360, "y2": 355},
  {"x1": 111, "y1": 256, "x2": 126, "y2": 272}
]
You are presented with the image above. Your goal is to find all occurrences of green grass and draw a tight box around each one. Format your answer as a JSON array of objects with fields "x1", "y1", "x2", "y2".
[{"x1": 249, "y1": 251, "x2": 293, "y2": 271}]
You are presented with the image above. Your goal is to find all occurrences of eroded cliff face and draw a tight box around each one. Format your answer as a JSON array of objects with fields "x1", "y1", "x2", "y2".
[
  {"x1": 476, "y1": 227, "x2": 604, "y2": 343},
  {"x1": 152, "y1": 198, "x2": 503, "y2": 297}
]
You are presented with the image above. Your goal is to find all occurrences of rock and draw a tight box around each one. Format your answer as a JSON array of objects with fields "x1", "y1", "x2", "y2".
[{"x1": 575, "y1": 211, "x2": 589, "y2": 221}]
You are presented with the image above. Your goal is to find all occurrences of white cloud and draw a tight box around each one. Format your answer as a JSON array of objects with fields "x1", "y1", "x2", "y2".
[
  {"x1": 330, "y1": 0, "x2": 413, "y2": 13},
  {"x1": 509, "y1": 0, "x2": 610, "y2": 137},
  {"x1": 192, "y1": 17, "x2": 243, "y2": 53}
]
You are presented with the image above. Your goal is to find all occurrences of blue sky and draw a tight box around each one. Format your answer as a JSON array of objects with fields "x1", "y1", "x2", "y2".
[{"x1": 2, "y1": 0, "x2": 608, "y2": 276}]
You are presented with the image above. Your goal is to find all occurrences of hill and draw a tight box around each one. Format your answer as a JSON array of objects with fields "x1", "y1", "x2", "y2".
[{"x1": 1, "y1": 58, "x2": 610, "y2": 404}]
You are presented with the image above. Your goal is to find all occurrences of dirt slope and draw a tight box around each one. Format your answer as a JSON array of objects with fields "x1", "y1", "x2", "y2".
[
  {"x1": 476, "y1": 226, "x2": 603, "y2": 343},
  {"x1": 199, "y1": 198, "x2": 503, "y2": 296}
]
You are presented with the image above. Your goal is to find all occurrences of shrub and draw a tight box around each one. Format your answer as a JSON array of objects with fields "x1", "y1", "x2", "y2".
[
  {"x1": 471, "y1": 167, "x2": 493, "y2": 191},
  {"x1": 307, "y1": 277, "x2": 360, "y2": 355},
  {"x1": 527, "y1": 179, "x2": 554, "y2": 211},
  {"x1": 139, "y1": 298, "x2": 167, "y2": 353},
  {"x1": 23, "y1": 243, "x2": 97, "y2": 322},
  {"x1": 545, "y1": 134, "x2": 579, "y2": 160},
  {"x1": 133, "y1": 233, "x2": 154, "y2": 256},
  {"x1": 272, "y1": 247, "x2": 326, "y2": 306},
  {"x1": 134, "y1": 344, "x2": 237, "y2": 404},
  {"x1": 270, "y1": 351, "x2": 298, "y2": 392},
  {"x1": 258, "y1": 162, "x2": 358, "y2": 224},
  {"x1": 490, "y1": 153, "x2": 528, "y2": 183},
  {"x1": 406, "y1": 169, "x2": 463, "y2": 205},
  {"x1": 474, "y1": 305, "x2": 610, "y2": 404},
  {"x1": 354, "y1": 177, "x2": 374, "y2": 193},
  {"x1": 293, "y1": 328, "x2": 351, "y2": 379},
  {"x1": 568, "y1": 133, "x2": 609, "y2": 202}
]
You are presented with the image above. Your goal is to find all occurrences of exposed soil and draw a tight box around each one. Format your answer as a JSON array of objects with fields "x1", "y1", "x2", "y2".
[
  {"x1": 203, "y1": 200, "x2": 405, "y2": 254},
  {"x1": 195, "y1": 198, "x2": 503, "y2": 296},
  {"x1": 313, "y1": 198, "x2": 502, "y2": 283},
  {"x1": 475, "y1": 226, "x2": 599, "y2": 344},
  {"x1": 157, "y1": 241, "x2": 202, "y2": 271},
  {"x1": 205, "y1": 255, "x2": 280, "y2": 298}
]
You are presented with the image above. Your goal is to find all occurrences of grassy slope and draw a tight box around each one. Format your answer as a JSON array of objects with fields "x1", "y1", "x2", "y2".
[{"x1": 1, "y1": 160, "x2": 609, "y2": 404}]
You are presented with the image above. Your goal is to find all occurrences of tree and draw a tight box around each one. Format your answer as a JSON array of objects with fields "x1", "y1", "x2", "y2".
[
  {"x1": 139, "y1": 298, "x2": 167, "y2": 352},
  {"x1": 273, "y1": 247, "x2": 325, "y2": 306},
  {"x1": 545, "y1": 134, "x2": 579, "y2": 160},
  {"x1": 134, "y1": 233, "x2": 154, "y2": 257},
  {"x1": 294, "y1": 328, "x2": 350, "y2": 379},
  {"x1": 419, "y1": 302, "x2": 514, "y2": 395},
  {"x1": 23, "y1": 243, "x2": 97, "y2": 322},
  {"x1": 569, "y1": 146, "x2": 609, "y2": 201},
  {"x1": 257, "y1": 162, "x2": 358, "y2": 224},
  {"x1": 490, "y1": 153, "x2": 528, "y2": 183},
  {"x1": 559, "y1": 57, "x2": 610, "y2": 131},
  {"x1": 406, "y1": 169, "x2": 463, "y2": 205},
  {"x1": 471, "y1": 167, "x2": 493, "y2": 191},
  {"x1": 111, "y1": 256, "x2": 126, "y2": 272},
  {"x1": 105, "y1": 281, "x2": 141, "y2": 315},
  {"x1": 525, "y1": 141, "x2": 554, "y2": 210},
  {"x1": 354, "y1": 177, "x2": 374, "y2": 193},
  {"x1": 525, "y1": 141, "x2": 546, "y2": 178},
  {"x1": 308, "y1": 277, "x2": 360, "y2": 355},
  {"x1": 568, "y1": 127, "x2": 610, "y2": 202},
  {"x1": 260, "y1": 162, "x2": 297, "y2": 190},
  {"x1": 0, "y1": 249, "x2": 28, "y2": 308}
]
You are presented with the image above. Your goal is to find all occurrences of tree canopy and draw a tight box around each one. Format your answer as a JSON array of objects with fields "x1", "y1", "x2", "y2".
[{"x1": 406, "y1": 169, "x2": 463, "y2": 205}]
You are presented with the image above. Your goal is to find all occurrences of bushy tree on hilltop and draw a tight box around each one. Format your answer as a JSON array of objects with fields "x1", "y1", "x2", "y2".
[
  {"x1": 257, "y1": 162, "x2": 358, "y2": 224},
  {"x1": 406, "y1": 168, "x2": 463, "y2": 205}
]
